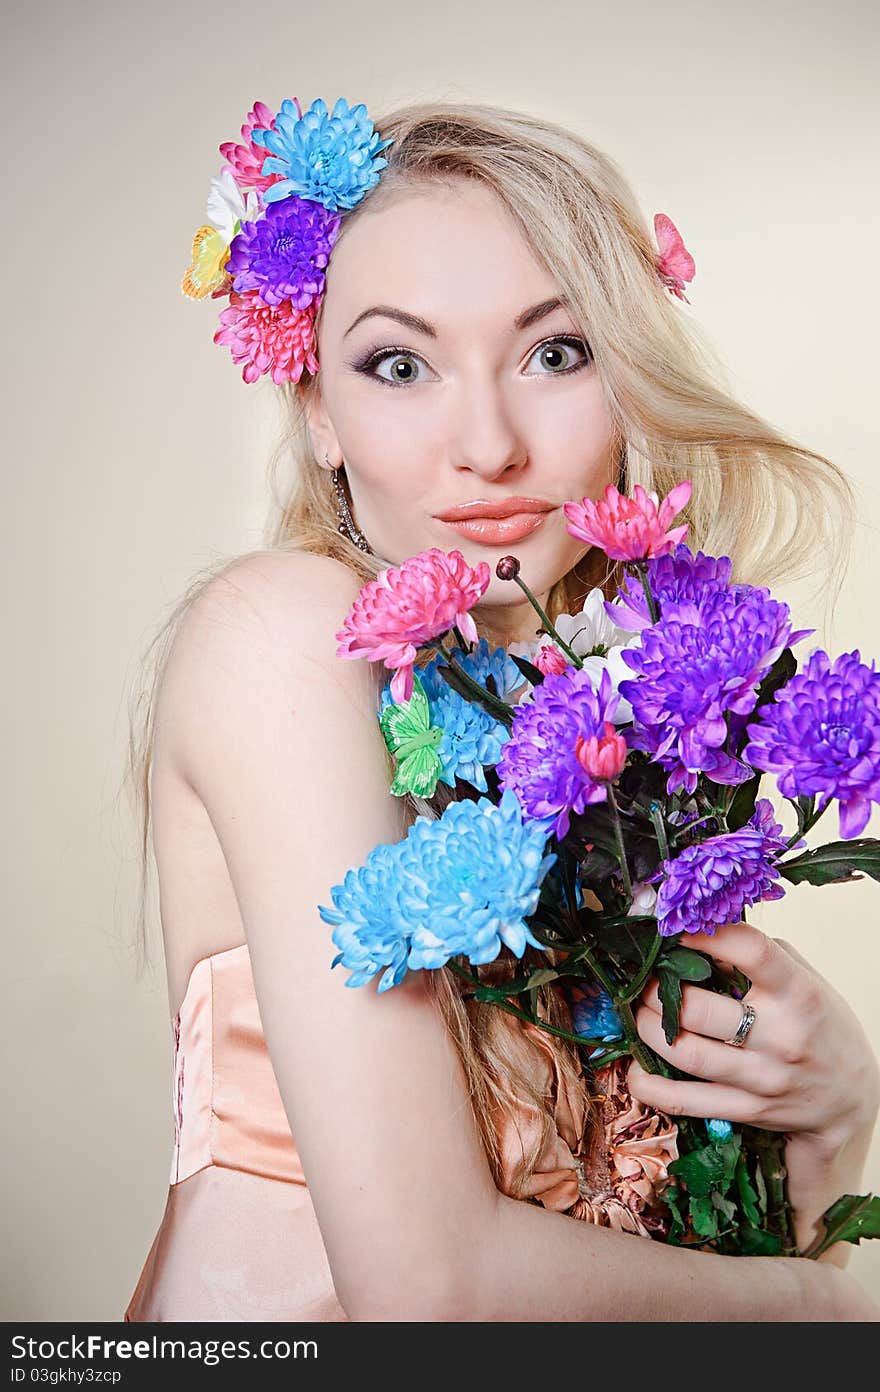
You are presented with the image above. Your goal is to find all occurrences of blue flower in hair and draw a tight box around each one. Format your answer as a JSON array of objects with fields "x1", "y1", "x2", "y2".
[{"x1": 253, "y1": 97, "x2": 394, "y2": 211}]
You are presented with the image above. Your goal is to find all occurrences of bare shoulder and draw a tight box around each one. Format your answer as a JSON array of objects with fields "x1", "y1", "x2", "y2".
[
  {"x1": 186, "y1": 548, "x2": 365, "y2": 636},
  {"x1": 156, "y1": 548, "x2": 377, "y2": 783}
]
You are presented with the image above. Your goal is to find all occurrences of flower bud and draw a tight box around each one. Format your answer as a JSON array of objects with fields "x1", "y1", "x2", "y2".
[
  {"x1": 534, "y1": 642, "x2": 570, "y2": 676},
  {"x1": 495, "y1": 555, "x2": 521, "y2": 581},
  {"x1": 574, "y1": 722, "x2": 628, "y2": 782}
]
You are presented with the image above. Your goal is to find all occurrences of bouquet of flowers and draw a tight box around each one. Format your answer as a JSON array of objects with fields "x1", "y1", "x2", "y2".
[{"x1": 319, "y1": 478, "x2": 880, "y2": 1259}]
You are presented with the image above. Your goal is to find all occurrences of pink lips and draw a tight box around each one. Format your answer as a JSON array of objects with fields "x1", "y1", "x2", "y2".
[
  {"x1": 438, "y1": 513, "x2": 553, "y2": 545},
  {"x1": 434, "y1": 497, "x2": 557, "y2": 546}
]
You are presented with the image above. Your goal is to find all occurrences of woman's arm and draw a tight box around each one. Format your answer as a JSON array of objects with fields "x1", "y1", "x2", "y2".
[{"x1": 158, "y1": 550, "x2": 877, "y2": 1322}]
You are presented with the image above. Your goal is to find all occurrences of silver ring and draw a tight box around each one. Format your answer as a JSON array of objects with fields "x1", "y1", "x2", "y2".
[{"x1": 724, "y1": 1000, "x2": 757, "y2": 1048}]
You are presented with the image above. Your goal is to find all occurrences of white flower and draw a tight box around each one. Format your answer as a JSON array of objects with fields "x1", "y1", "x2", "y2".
[
  {"x1": 509, "y1": 589, "x2": 643, "y2": 721},
  {"x1": 206, "y1": 167, "x2": 261, "y2": 245},
  {"x1": 627, "y1": 881, "x2": 658, "y2": 916}
]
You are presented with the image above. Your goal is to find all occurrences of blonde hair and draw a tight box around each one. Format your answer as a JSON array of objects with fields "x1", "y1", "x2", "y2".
[{"x1": 125, "y1": 99, "x2": 856, "y2": 1200}]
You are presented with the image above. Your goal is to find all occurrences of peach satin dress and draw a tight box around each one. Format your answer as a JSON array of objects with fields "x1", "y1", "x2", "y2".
[{"x1": 124, "y1": 943, "x2": 678, "y2": 1322}]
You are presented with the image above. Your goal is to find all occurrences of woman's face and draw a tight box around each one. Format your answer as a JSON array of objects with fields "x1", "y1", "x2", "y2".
[{"x1": 307, "y1": 179, "x2": 619, "y2": 646}]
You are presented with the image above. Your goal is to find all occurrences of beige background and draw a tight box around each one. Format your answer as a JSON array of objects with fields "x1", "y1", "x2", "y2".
[{"x1": 3, "y1": 0, "x2": 879, "y2": 1321}]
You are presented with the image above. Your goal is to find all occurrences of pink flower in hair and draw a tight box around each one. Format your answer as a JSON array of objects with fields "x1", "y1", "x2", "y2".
[
  {"x1": 336, "y1": 549, "x2": 491, "y2": 703},
  {"x1": 564, "y1": 479, "x2": 692, "y2": 562},
  {"x1": 219, "y1": 99, "x2": 300, "y2": 194},
  {"x1": 213, "y1": 289, "x2": 319, "y2": 384},
  {"x1": 654, "y1": 213, "x2": 696, "y2": 303}
]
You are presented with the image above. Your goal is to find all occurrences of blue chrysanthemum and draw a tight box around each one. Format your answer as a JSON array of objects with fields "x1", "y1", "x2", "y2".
[
  {"x1": 653, "y1": 797, "x2": 791, "y2": 937},
  {"x1": 319, "y1": 788, "x2": 555, "y2": 990},
  {"x1": 380, "y1": 640, "x2": 525, "y2": 793},
  {"x1": 742, "y1": 647, "x2": 880, "y2": 840},
  {"x1": 618, "y1": 583, "x2": 814, "y2": 797},
  {"x1": 253, "y1": 97, "x2": 394, "y2": 211},
  {"x1": 705, "y1": 1118, "x2": 733, "y2": 1141},
  {"x1": 497, "y1": 664, "x2": 624, "y2": 840},
  {"x1": 225, "y1": 195, "x2": 340, "y2": 308},
  {"x1": 566, "y1": 980, "x2": 624, "y2": 1043},
  {"x1": 318, "y1": 839, "x2": 414, "y2": 993},
  {"x1": 605, "y1": 543, "x2": 733, "y2": 633}
]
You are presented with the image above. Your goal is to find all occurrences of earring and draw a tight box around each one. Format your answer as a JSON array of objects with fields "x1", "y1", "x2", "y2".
[
  {"x1": 328, "y1": 455, "x2": 371, "y2": 553},
  {"x1": 616, "y1": 442, "x2": 628, "y2": 495}
]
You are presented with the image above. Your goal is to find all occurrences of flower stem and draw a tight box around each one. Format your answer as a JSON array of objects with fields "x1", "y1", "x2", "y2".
[
  {"x1": 648, "y1": 799, "x2": 671, "y2": 862},
  {"x1": 509, "y1": 574, "x2": 583, "y2": 668},
  {"x1": 747, "y1": 1128, "x2": 798, "y2": 1256},
  {"x1": 782, "y1": 794, "x2": 829, "y2": 849},
  {"x1": 619, "y1": 930, "x2": 664, "y2": 1004},
  {"x1": 614, "y1": 997, "x2": 661, "y2": 1074},
  {"x1": 606, "y1": 784, "x2": 634, "y2": 900},
  {"x1": 445, "y1": 960, "x2": 606, "y2": 1048},
  {"x1": 438, "y1": 645, "x2": 515, "y2": 726},
  {"x1": 628, "y1": 559, "x2": 661, "y2": 625}
]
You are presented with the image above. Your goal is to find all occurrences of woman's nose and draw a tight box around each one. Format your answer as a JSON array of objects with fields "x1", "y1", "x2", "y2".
[{"x1": 447, "y1": 381, "x2": 529, "y2": 480}]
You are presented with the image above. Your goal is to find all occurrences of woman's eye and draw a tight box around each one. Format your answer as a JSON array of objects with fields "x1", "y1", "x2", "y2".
[
  {"x1": 362, "y1": 350, "x2": 430, "y2": 388},
  {"x1": 526, "y1": 336, "x2": 592, "y2": 375},
  {"x1": 355, "y1": 335, "x2": 592, "y2": 388}
]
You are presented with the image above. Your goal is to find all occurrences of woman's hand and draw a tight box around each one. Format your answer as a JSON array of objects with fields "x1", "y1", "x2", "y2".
[{"x1": 626, "y1": 919, "x2": 880, "y2": 1259}]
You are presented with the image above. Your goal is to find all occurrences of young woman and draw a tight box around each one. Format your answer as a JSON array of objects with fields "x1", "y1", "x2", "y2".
[{"x1": 123, "y1": 99, "x2": 879, "y2": 1321}]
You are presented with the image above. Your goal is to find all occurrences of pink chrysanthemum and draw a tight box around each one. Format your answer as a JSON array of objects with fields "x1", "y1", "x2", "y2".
[
  {"x1": 336, "y1": 549, "x2": 491, "y2": 703},
  {"x1": 213, "y1": 289, "x2": 319, "y2": 384},
  {"x1": 219, "y1": 99, "x2": 299, "y2": 195},
  {"x1": 564, "y1": 479, "x2": 692, "y2": 562}
]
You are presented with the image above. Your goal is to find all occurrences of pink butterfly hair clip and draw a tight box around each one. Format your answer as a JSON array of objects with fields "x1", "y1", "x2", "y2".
[{"x1": 653, "y1": 212, "x2": 696, "y2": 303}]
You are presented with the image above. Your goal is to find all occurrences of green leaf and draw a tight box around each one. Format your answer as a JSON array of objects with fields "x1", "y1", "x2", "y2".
[
  {"x1": 753, "y1": 646, "x2": 798, "y2": 712},
  {"x1": 711, "y1": 1191, "x2": 737, "y2": 1222},
  {"x1": 669, "y1": 1146, "x2": 725, "y2": 1199},
  {"x1": 659, "y1": 946, "x2": 713, "y2": 982},
  {"x1": 754, "y1": 1156, "x2": 768, "y2": 1216},
  {"x1": 509, "y1": 652, "x2": 545, "y2": 687},
  {"x1": 805, "y1": 1194, "x2": 880, "y2": 1259},
  {"x1": 690, "y1": 1194, "x2": 719, "y2": 1237},
  {"x1": 739, "y1": 1225, "x2": 783, "y2": 1256},
  {"x1": 669, "y1": 1138, "x2": 741, "y2": 1199},
  {"x1": 735, "y1": 1154, "x2": 761, "y2": 1228},
  {"x1": 777, "y1": 839, "x2": 880, "y2": 887},
  {"x1": 526, "y1": 968, "x2": 560, "y2": 989},
  {"x1": 725, "y1": 773, "x2": 762, "y2": 833},
  {"x1": 656, "y1": 965, "x2": 682, "y2": 1044}
]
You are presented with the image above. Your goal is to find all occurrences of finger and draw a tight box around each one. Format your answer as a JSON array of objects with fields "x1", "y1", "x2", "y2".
[
  {"x1": 634, "y1": 1002, "x2": 781, "y2": 1094},
  {"x1": 683, "y1": 920, "x2": 797, "y2": 993},
  {"x1": 640, "y1": 978, "x2": 756, "y2": 1045},
  {"x1": 626, "y1": 1059, "x2": 776, "y2": 1126},
  {"x1": 773, "y1": 936, "x2": 817, "y2": 974}
]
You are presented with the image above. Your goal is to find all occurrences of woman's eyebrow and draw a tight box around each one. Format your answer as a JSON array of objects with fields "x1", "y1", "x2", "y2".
[{"x1": 343, "y1": 297, "x2": 566, "y2": 339}]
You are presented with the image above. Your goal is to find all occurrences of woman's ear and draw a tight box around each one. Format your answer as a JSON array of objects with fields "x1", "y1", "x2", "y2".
[{"x1": 304, "y1": 384, "x2": 343, "y2": 471}]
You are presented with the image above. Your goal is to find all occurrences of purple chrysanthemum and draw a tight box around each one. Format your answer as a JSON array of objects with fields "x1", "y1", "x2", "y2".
[
  {"x1": 497, "y1": 665, "x2": 624, "y2": 840},
  {"x1": 743, "y1": 648, "x2": 880, "y2": 839},
  {"x1": 604, "y1": 543, "x2": 733, "y2": 633},
  {"x1": 225, "y1": 195, "x2": 341, "y2": 308},
  {"x1": 653, "y1": 797, "x2": 791, "y2": 936},
  {"x1": 618, "y1": 584, "x2": 814, "y2": 797}
]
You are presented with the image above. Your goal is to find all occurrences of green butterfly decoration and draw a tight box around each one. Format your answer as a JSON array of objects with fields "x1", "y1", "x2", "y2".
[{"x1": 379, "y1": 672, "x2": 445, "y2": 798}]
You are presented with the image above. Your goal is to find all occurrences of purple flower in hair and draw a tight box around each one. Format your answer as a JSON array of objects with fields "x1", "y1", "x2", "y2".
[
  {"x1": 605, "y1": 543, "x2": 734, "y2": 633},
  {"x1": 653, "y1": 798, "x2": 793, "y2": 937},
  {"x1": 618, "y1": 584, "x2": 814, "y2": 797},
  {"x1": 743, "y1": 648, "x2": 880, "y2": 840},
  {"x1": 225, "y1": 195, "x2": 341, "y2": 308},
  {"x1": 497, "y1": 665, "x2": 624, "y2": 840}
]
